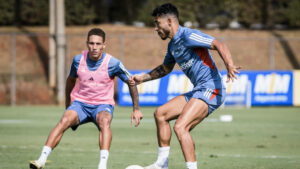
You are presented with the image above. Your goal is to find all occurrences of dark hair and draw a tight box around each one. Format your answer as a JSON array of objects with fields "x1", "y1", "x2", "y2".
[
  {"x1": 87, "y1": 28, "x2": 105, "y2": 42},
  {"x1": 152, "y1": 3, "x2": 179, "y2": 19}
]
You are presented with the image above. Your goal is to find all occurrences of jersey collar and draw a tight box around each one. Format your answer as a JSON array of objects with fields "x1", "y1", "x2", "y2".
[{"x1": 171, "y1": 26, "x2": 183, "y2": 43}]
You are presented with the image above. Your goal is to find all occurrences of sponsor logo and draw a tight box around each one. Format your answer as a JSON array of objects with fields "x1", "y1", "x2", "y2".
[
  {"x1": 254, "y1": 73, "x2": 290, "y2": 94},
  {"x1": 122, "y1": 79, "x2": 160, "y2": 94},
  {"x1": 222, "y1": 74, "x2": 249, "y2": 94},
  {"x1": 122, "y1": 95, "x2": 158, "y2": 103},
  {"x1": 167, "y1": 74, "x2": 193, "y2": 94},
  {"x1": 179, "y1": 59, "x2": 194, "y2": 70}
]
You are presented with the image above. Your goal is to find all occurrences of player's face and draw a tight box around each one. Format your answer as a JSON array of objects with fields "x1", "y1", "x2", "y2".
[
  {"x1": 154, "y1": 16, "x2": 171, "y2": 40},
  {"x1": 87, "y1": 35, "x2": 106, "y2": 60}
]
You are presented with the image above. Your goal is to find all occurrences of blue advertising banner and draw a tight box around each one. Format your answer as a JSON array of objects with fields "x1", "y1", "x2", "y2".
[
  {"x1": 219, "y1": 71, "x2": 250, "y2": 107},
  {"x1": 118, "y1": 70, "x2": 193, "y2": 106},
  {"x1": 249, "y1": 71, "x2": 293, "y2": 106},
  {"x1": 118, "y1": 70, "x2": 293, "y2": 106}
]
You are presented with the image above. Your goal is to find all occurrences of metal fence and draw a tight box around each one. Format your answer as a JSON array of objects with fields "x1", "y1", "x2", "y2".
[{"x1": 1, "y1": 32, "x2": 300, "y2": 105}]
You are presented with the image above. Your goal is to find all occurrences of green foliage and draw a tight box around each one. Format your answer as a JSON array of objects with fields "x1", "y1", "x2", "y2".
[
  {"x1": 109, "y1": 0, "x2": 145, "y2": 24},
  {"x1": 65, "y1": 0, "x2": 111, "y2": 25},
  {"x1": 0, "y1": 0, "x2": 15, "y2": 25},
  {"x1": 20, "y1": 0, "x2": 48, "y2": 25},
  {"x1": 237, "y1": 0, "x2": 264, "y2": 28},
  {"x1": 0, "y1": 0, "x2": 299, "y2": 28},
  {"x1": 285, "y1": 0, "x2": 300, "y2": 27},
  {"x1": 65, "y1": 0, "x2": 97, "y2": 25},
  {"x1": 194, "y1": 0, "x2": 234, "y2": 28}
]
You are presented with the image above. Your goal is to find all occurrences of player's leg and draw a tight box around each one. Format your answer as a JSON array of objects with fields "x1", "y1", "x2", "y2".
[
  {"x1": 145, "y1": 95, "x2": 187, "y2": 169},
  {"x1": 155, "y1": 95, "x2": 187, "y2": 147},
  {"x1": 45, "y1": 110, "x2": 80, "y2": 148},
  {"x1": 30, "y1": 110, "x2": 79, "y2": 169},
  {"x1": 173, "y1": 98, "x2": 208, "y2": 169},
  {"x1": 97, "y1": 110, "x2": 113, "y2": 149},
  {"x1": 95, "y1": 110, "x2": 113, "y2": 169}
]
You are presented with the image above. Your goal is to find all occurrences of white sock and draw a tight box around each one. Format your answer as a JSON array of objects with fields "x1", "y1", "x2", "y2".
[
  {"x1": 98, "y1": 150, "x2": 109, "y2": 169},
  {"x1": 186, "y1": 161, "x2": 197, "y2": 169},
  {"x1": 155, "y1": 146, "x2": 170, "y2": 168},
  {"x1": 37, "y1": 146, "x2": 52, "y2": 164}
]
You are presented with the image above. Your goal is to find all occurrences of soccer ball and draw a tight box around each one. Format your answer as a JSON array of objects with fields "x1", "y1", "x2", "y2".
[{"x1": 125, "y1": 165, "x2": 144, "y2": 169}]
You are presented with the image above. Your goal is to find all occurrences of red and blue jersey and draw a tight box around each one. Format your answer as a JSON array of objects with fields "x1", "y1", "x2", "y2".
[{"x1": 164, "y1": 26, "x2": 224, "y2": 90}]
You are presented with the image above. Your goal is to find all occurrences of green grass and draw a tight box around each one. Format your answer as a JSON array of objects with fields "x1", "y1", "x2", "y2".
[{"x1": 0, "y1": 106, "x2": 300, "y2": 169}]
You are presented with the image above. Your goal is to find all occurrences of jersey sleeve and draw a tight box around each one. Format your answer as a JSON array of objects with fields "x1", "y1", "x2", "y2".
[
  {"x1": 163, "y1": 44, "x2": 176, "y2": 65},
  {"x1": 69, "y1": 54, "x2": 81, "y2": 78},
  {"x1": 108, "y1": 57, "x2": 131, "y2": 82},
  {"x1": 184, "y1": 30, "x2": 215, "y2": 49}
]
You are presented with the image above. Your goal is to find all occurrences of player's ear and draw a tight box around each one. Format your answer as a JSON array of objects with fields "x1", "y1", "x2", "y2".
[{"x1": 167, "y1": 17, "x2": 172, "y2": 26}]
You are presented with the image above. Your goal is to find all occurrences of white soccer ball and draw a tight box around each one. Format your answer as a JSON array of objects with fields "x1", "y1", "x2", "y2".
[{"x1": 125, "y1": 165, "x2": 144, "y2": 169}]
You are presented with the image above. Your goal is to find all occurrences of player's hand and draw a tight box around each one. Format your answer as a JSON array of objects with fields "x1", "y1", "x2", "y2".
[
  {"x1": 131, "y1": 109, "x2": 143, "y2": 127},
  {"x1": 226, "y1": 64, "x2": 241, "y2": 83},
  {"x1": 131, "y1": 74, "x2": 144, "y2": 85},
  {"x1": 128, "y1": 76, "x2": 136, "y2": 86}
]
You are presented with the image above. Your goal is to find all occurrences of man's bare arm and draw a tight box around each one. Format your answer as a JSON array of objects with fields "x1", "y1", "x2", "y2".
[
  {"x1": 141, "y1": 63, "x2": 175, "y2": 82},
  {"x1": 65, "y1": 75, "x2": 76, "y2": 109},
  {"x1": 127, "y1": 81, "x2": 143, "y2": 127},
  {"x1": 211, "y1": 39, "x2": 241, "y2": 82},
  {"x1": 128, "y1": 83, "x2": 140, "y2": 111}
]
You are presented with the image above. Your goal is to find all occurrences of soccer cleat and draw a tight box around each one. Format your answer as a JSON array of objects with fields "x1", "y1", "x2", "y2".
[
  {"x1": 144, "y1": 163, "x2": 168, "y2": 169},
  {"x1": 29, "y1": 160, "x2": 45, "y2": 169}
]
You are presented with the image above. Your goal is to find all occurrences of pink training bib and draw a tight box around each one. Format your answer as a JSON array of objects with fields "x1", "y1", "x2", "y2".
[{"x1": 70, "y1": 50, "x2": 115, "y2": 105}]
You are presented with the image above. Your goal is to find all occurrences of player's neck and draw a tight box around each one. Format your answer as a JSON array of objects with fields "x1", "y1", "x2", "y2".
[{"x1": 170, "y1": 24, "x2": 179, "y2": 39}]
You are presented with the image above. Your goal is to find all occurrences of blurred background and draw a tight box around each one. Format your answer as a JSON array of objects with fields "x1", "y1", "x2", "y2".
[
  {"x1": 0, "y1": 0, "x2": 299, "y2": 106},
  {"x1": 1, "y1": 2, "x2": 300, "y2": 169}
]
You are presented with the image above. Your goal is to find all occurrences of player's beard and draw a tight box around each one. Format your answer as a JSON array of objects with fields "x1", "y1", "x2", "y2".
[{"x1": 158, "y1": 29, "x2": 170, "y2": 40}]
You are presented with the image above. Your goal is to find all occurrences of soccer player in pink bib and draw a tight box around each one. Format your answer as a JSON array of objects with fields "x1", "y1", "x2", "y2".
[{"x1": 30, "y1": 28, "x2": 143, "y2": 169}]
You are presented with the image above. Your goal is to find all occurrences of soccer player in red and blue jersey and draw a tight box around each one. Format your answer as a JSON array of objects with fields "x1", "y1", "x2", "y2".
[{"x1": 131, "y1": 3, "x2": 240, "y2": 169}]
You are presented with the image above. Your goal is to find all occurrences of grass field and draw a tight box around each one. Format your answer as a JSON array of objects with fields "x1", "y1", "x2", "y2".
[{"x1": 0, "y1": 106, "x2": 299, "y2": 169}]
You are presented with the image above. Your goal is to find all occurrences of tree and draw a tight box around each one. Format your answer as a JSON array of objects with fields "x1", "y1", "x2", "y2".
[
  {"x1": 65, "y1": 0, "x2": 97, "y2": 25},
  {"x1": 284, "y1": 0, "x2": 300, "y2": 27},
  {"x1": 0, "y1": 1, "x2": 15, "y2": 25},
  {"x1": 20, "y1": 0, "x2": 48, "y2": 25}
]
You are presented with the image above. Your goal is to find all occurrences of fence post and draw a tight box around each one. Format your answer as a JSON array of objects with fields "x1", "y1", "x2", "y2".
[
  {"x1": 269, "y1": 37, "x2": 275, "y2": 70},
  {"x1": 11, "y1": 33, "x2": 16, "y2": 106},
  {"x1": 49, "y1": 0, "x2": 56, "y2": 88},
  {"x1": 56, "y1": 0, "x2": 66, "y2": 105},
  {"x1": 65, "y1": 34, "x2": 70, "y2": 78},
  {"x1": 119, "y1": 34, "x2": 124, "y2": 61}
]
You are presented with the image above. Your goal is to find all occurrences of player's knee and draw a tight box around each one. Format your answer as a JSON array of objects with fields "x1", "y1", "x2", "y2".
[
  {"x1": 59, "y1": 116, "x2": 72, "y2": 128},
  {"x1": 173, "y1": 123, "x2": 186, "y2": 135},
  {"x1": 154, "y1": 106, "x2": 165, "y2": 120},
  {"x1": 98, "y1": 117, "x2": 111, "y2": 129}
]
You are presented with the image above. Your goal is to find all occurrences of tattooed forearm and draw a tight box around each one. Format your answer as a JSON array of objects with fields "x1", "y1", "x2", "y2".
[
  {"x1": 128, "y1": 84, "x2": 140, "y2": 110},
  {"x1": 143, "y1": 64, "x2": 174, "y2": 82},
  {"x1": 150, "y1": 65, "x2": 167, "y2": 78}
]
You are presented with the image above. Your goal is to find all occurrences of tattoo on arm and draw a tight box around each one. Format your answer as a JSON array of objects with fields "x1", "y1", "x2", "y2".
[
  {"x1": 128, "y1": 84, "x2": 139, "y2": 110},
  {"x1": 143, "y1": 64, "x2": 174, "y2": 82}
]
